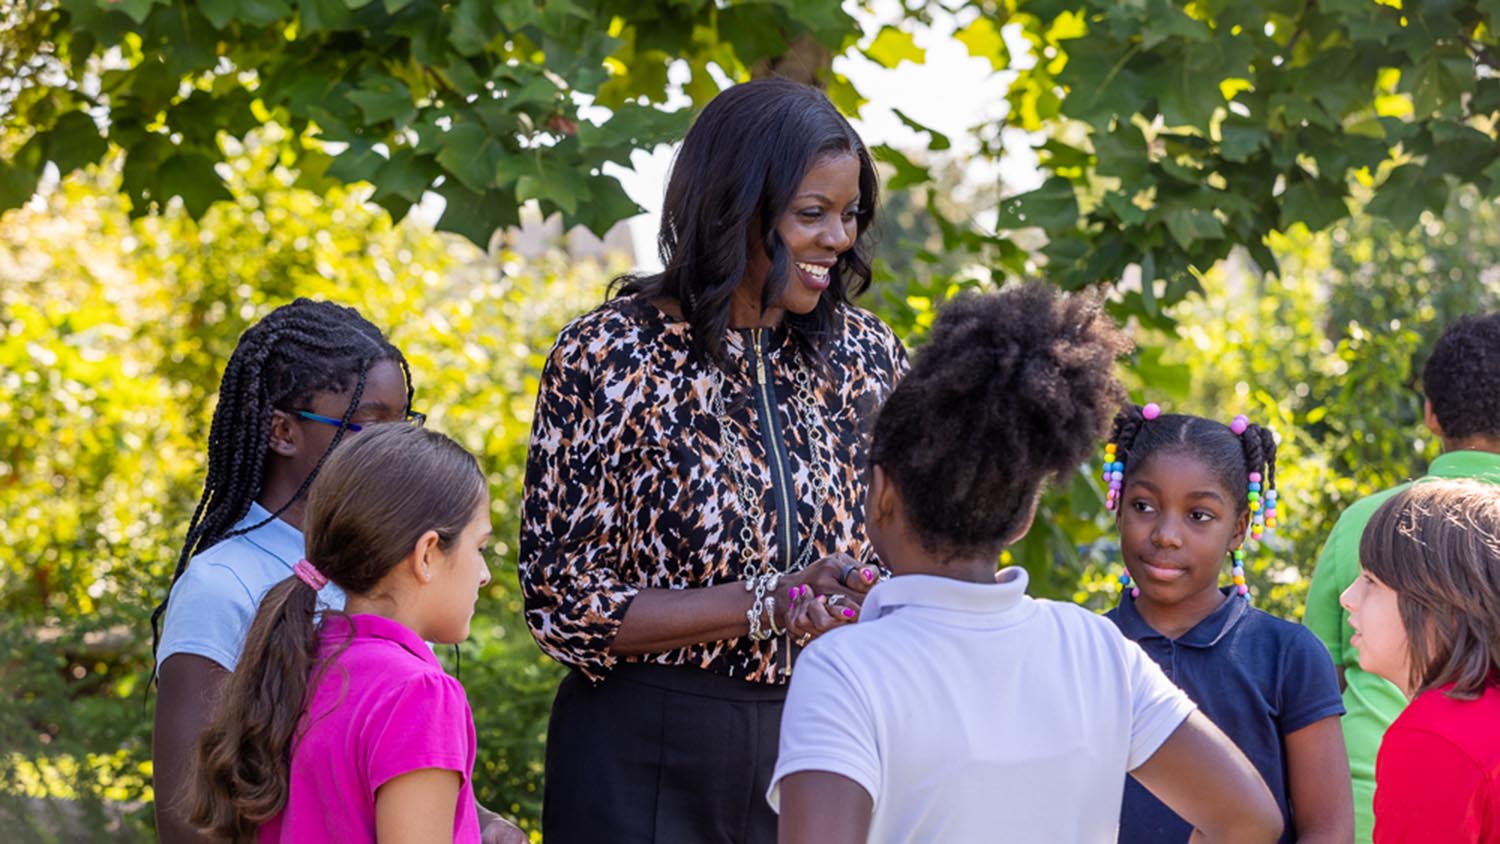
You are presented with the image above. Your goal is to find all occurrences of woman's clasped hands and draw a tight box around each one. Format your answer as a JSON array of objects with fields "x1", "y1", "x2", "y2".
[{"x1": 780, "y1": 552, "x2": 880, "y2": 646}]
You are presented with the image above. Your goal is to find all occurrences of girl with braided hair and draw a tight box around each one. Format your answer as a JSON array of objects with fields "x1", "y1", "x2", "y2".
[
  {"x1": 1104, "y1": 404, "x2": 1352, "y2": 843},
  {"x1": 151, "y1": 298, "x2": 420, "y2": 843},
  {"x1": 773, "y1": 285, "x2": 1283, "y2": 844}
]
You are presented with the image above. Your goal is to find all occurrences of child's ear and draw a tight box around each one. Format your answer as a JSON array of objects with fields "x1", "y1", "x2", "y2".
[
  {"x1": 869, "y1": 465, "x2": 898, "y2": 529},
  {"x1": 268, "y1": 409, "x2": 299, "y2": 457},
  {"x1": 408, "y1": 529, "x2": 443, "y2": 584},
  {"x1": 1230, "y1": 509, "x2": 1251, "y2": 550}
]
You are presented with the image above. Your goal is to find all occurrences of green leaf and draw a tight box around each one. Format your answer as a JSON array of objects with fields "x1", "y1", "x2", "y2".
[
  {"x1": 299, "y1": 0, "x2": 355, "y2": 34},
  {"x1": 347, "y1": 75, "x2": 416, "y2": 126},
  {"x1": 577, "y1": 103, "x2": 692, "y2": 152},
  {"x1": 1102, "y1": 190, "x2": 1147, "y2": 225},
  {"x1": 435, "y1": 122, "x2": 509, "y2": 193},
  {"x1": 1219, "y1": 118, "x2": 1267, "y2": 163},
  {"x1": 372, "y1": 149, "x2": 440, "y2": 203},
  {"x1": 199, "y1": 0, "x2": 237, "y2": 29},
  {"x1": 114, "y1": 0, "x2": 169, "y2": 25},
  {"x1": 864, "y1": 26, "x2": 924, "y2": 69},
  {"x1": 871, "y1": 145, "x2": 931, "y2": 190},
  {"x1": 953, "y1": 15, "x2": 1007, "y2": 71},
  {"x1": 157, "y1": 152, "x2": 234, "y2": 218},
  {"x1": 1366, "y1": 164, "x2": 1447, "y2": 229},
  {"x1": 1093, "y1": 122, "x2": 1149, "y2": 186},
  {"x1": 1134, "y1": 345, "x2": 1193, "y2": 397},
  {"x1": 572, "y1": 174, "x2": 643, "y2": 239},
  {"x1": 515, "y1": 155, "x2": 586, "y2": 216},
  {"x1": 435, "y1": 180, "x2": 517, "y2": 247},
  {"x1": 41, "y1": 112, "x2": 108, "y2": 175},
  {"x1": 448, "y1": 0, "x2": 496, "y2": 56},
  {"x1": 0, "y1": 156, "x2": 42, "y2": 213},
  {"x1": 325, "y1": 141, "x2": 387, "y2": 183},
  {"x1": 235, "y1": 0, "x2": 295, "y2": 27},
  {"x1": 996, "y1": 177, "x2": 1079, "y2": 231},
  {"x1": 1279, "y1": 179, "x2": 1348, "y2": 232},
  {"x1": 1160, "y1": 202, "x2": 1224, "y2": 248},
  {"x1": 890, "y1": 108, "x2": 950, "y2": 151},
  {"x1": 1409, "y1": 43, "x2": 1472, "y2": 117},
  {"x1": 1424, "y1": 123, "x2": 1498, "y2": 181}
]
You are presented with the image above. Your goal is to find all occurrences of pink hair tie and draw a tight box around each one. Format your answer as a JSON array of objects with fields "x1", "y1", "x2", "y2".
[
  {"x1": 1230, "y1": 414, "x2": 1249, "y2": 435},
  {"x1": 293, "y1": 559, "x2": 328, "y2": 591}
]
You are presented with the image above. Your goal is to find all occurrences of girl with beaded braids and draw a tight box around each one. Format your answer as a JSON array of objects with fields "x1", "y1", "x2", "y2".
[
  {"x1": 1103, "y1": 403, "x2": 1352, "y2": 843},
  {"x1": 151, "y1": 298, "x2": 423, "y2": 844},
  {"x1": 773, "y1": 284, "x2": 1284, "y2": 844}
]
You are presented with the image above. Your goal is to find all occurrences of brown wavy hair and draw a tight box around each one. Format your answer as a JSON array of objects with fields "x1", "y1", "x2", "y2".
[
  {"x1": 1359, "y1": 479, "x2": 1500, "y2": 699},
  {"x1": 186, "y1": 424, "x2": 485, "y2": 842}
]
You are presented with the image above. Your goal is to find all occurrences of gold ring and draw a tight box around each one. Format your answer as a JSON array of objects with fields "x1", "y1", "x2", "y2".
[{"x1": 796, "y1": 634, "x2": 812, "y2": 646}]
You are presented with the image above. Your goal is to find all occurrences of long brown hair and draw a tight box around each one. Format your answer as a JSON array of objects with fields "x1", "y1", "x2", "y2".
[
  {"x1": 1359, "y1": 479, "x2": 1500, "y2": 699},
  {"x1": 186, "y1": 424, "x2": 485, "y2": 841}
]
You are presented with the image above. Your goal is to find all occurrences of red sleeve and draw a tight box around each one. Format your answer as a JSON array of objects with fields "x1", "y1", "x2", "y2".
[{"x1": 1374, "y1": 723, "x2": 1487, "y2": 843}]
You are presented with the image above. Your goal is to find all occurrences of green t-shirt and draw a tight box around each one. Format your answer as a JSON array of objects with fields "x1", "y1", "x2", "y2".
[{"x1": 1303, "y1": 450, "x2": 1500, "y2": 844}]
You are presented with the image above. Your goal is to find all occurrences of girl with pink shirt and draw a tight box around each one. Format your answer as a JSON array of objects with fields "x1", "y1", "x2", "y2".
[{"x1": 188, "y1": 424, "x2": 494, "y2": 843}]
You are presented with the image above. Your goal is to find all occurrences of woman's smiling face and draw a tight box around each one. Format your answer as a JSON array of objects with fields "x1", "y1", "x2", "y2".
[{"x1": 739, "y1": 152, "x2": 862, "y2": 319}]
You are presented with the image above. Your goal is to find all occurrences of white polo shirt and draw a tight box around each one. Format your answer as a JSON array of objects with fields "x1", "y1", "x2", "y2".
[{"x1": 769, "y1": 569, "x2": 1195, "y2": 843}]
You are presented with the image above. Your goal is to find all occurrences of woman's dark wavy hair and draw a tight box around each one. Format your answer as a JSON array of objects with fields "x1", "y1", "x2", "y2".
[
  {"x1": 187, "y1": 424, "x2": 485, "y2": 842},
  {"x1": 1107, "y1": 405, "x2": 1278, "y2": 519},
  {"x1": 870, "y1": 283, "x2": 1131, "y2": 558},
  {"x1": 1359, "y1": 479, "x2": 1500, "y2": 700},
  {"x1": 614, "y1": 77, "x2": 879, "y2": 365},
  {"x1": 150, "y1": 298, "x2": 411, "y2": 666}
]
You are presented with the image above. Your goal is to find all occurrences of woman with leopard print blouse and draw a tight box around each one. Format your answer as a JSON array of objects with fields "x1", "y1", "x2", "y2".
[{"x1": 518, "y1": 78, "x2": 908, "y2": 843}]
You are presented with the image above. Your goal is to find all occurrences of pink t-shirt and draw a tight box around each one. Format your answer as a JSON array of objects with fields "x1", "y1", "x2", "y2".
[{"x1": 259, "y1": 614, "x2": 480, "y2": 844}]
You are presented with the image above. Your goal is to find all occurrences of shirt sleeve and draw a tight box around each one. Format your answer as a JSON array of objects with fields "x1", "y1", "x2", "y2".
[
  {"x1": 767, "y1": 642, "x2": 881, "y2": 812},
  {"x1": 1121, "y1": 636, "x2": 1198, "y2": 770},
  {"x1": 1305, "y1": 509, "x2": 1358, "y2": 673},
  {"x1": 156, "y1": 560, "x2": 260, "y2": 671},
  {"x1": 1278, "y1": 624, "x2": 1347, "y2": 734},
  {"x1": 1373, "y1": 723, "x2": 1487, "y2": 844},
  {"x1": 516, "y1": 326, "x2": 641, "y2": 682},
  {"x1": 365, "y1": 672, "x2": 476, "y2": 793}
]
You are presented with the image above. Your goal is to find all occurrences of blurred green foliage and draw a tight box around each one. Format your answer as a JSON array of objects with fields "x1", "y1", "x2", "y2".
[{"x1": 0, "y1": 132, "x2": 614, "y2": 839}]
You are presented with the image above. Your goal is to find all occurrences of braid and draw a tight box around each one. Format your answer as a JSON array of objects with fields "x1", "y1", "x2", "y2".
[
  {"x1": 149, "y1": 299, "x2": 408, "y2": 667},
  {"x1": 1108, "y1": 404, "x2": 1146, "y2": 460}
]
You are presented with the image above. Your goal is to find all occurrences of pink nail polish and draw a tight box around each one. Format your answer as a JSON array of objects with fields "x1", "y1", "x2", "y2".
[
  {"x1": 789, "y1": 585, "x2": 798, "y2": 601},
  {"x1": 862, "y1": 568, "x2": 875, "y2": 583},
  {"x1": 842, "y1": 608, "x2": 856, "y2": 619}
]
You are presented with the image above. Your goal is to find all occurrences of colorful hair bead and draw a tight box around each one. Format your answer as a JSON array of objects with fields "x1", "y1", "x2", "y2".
[
  {"x1": 1119, "y1": 569, "x2": 1139, "y2": 599},
  {"x1": 1230, "y1": 414, "x2": 1249, "y2": 435},
  {"x1": 1142, "y1": 402, "x2": 1161, "y2": 421},
  {"x1": 1231, "y1": 548, "x2": 1249, "y2": 601},
  {"x1": 1102, "y1": 441, "x2": 1123, "y2": 510}
]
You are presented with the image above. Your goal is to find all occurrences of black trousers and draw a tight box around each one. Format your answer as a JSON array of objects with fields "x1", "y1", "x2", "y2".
[{"x1": 542, "y1": 663, "x2": 787, "y2": 844}]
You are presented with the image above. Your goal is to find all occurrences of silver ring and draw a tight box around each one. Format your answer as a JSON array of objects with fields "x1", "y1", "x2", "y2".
[
  {"x1": 838, "y1": 563, "x2": 857, "y2": 586},
  {"x1": 826, "y1": 593, "x2": 847, "y2": 608}
]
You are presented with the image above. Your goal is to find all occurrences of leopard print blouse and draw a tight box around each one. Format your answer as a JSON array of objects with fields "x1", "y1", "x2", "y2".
[{"x1": 518, "y1": 294, "x2": 908, "y2": 685}]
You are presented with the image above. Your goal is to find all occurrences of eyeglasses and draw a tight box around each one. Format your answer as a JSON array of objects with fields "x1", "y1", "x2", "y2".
[{"x1": 293, "y1": 409, "x2": 427, "y2": 432}]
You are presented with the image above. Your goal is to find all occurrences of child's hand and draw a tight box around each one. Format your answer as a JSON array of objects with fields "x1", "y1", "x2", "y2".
[
  {"x1": 783, "y1": 584, "x2": 859, "y2": 647},
  {"x1": 477, "y1": 804, "x2": 528, "y2": 844}
]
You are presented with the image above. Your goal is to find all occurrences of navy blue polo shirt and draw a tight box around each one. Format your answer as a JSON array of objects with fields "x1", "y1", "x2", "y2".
[{"x1": 1107, "y1": 589, "x2": 1344, "y2": 843}]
